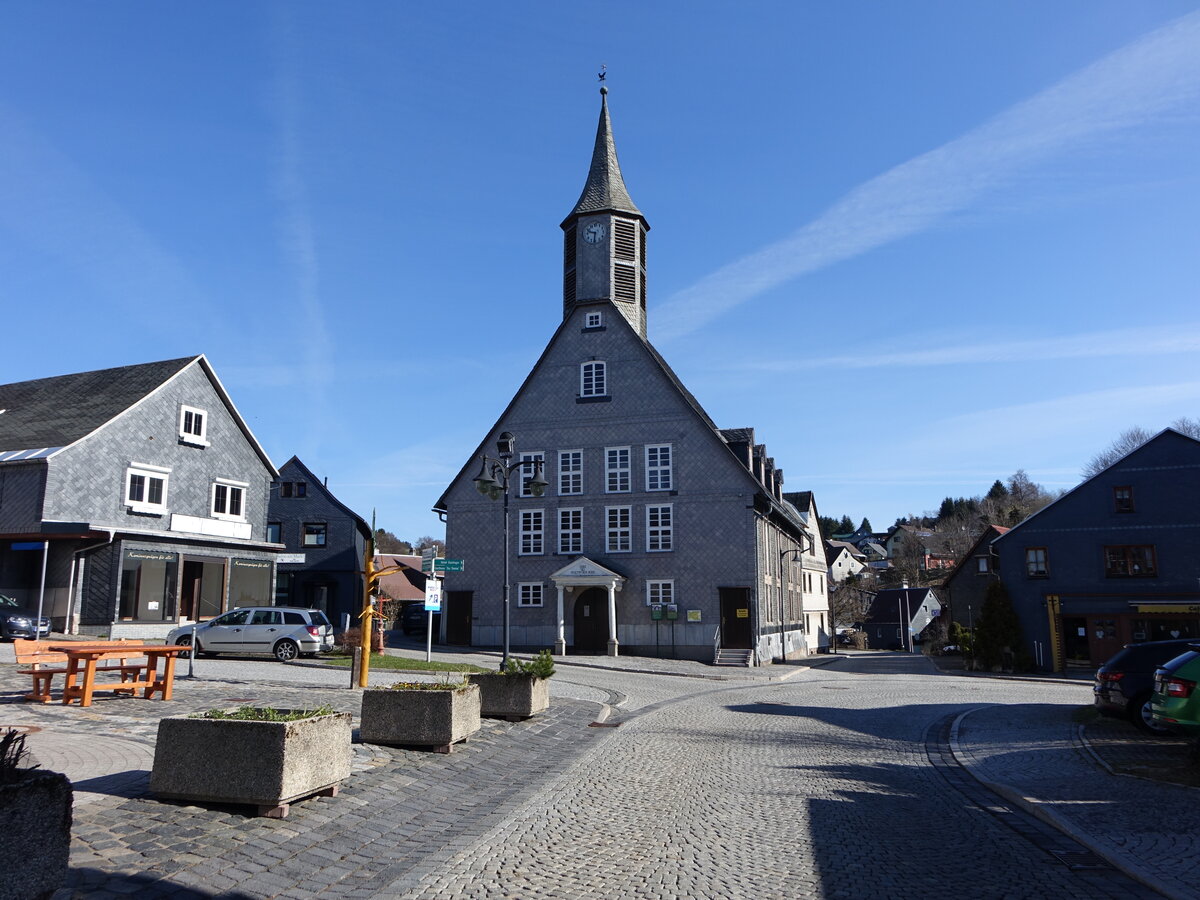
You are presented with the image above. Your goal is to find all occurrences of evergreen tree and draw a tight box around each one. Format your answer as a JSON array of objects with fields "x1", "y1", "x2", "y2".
[
  {"x1": 986, "y1": 479, "x2": 1009, "y2": 501},
  {"x1": 837, "y1": 515, "x2": 855, "y2": 535},
  {"x1": 858, "y1": 517, "x2": 872, "y2": 533},
  {"x1": 973, "y1": 580, "x2": 1024, "y2": 670}
]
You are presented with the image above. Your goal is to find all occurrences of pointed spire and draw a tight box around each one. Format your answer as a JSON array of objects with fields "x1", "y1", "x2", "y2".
[{"x1": 564, "y1": 87, "x2": 642, "y2": 223}]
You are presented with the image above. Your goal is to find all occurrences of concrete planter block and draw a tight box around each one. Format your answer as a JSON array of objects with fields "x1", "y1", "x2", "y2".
[
  {"x1": 360, "y1": 683, "x2": 481, "y2": 751},
  {"x1": 150, "y1": 710, "x2": 352, "y2": 817},
  {"x1": 0, "y1": 770, "x2": 72, "y2": 900},
  {"x1": 468, "y1": 673, "x2": 550, "y2": 719}
]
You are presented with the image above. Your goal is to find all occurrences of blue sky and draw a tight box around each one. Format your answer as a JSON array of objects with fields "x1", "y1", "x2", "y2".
[{"x1": 3, "y1": 2, "x2": 1200, "y2": 538}]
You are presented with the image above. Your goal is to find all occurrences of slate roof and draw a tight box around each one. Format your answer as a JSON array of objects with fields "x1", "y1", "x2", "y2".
[
  {"x1": 0, "y1": 355, "x2": 277, "y2": 474},
  {"x1": 0, "y1": 356, "x2": 197, "y2": 456},
  {"x1": 374, "y1": 554, "x2": 426, "y2": 602},
  {"x1": 562, "y1": 88, "x2": 644, "y2": 225}
]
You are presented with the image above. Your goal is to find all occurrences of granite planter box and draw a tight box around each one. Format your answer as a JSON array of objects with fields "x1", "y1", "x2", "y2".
[
  {"x1": 0, "y1": 769, "x2": 72, "y2": 900},
  {"x1": 150, "y1": 709, "x2": 352, "y2": 818},
  {"x1": 360, "y1": 682, "x2": 481, "y2": 752},
  {"x1": 468, "y1": 673, "x2": 550, "y2": 719}
]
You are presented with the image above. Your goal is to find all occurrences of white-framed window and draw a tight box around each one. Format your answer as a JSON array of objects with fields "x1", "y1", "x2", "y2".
[
  {"x1": 606, "y1": 446, "x2": 630, "y2": 493},
  {"x1": 581, "y1": 361, "x2": 607, "y2": 398},
  {"x1": 125, "y1": 463, "x2": 170, "y2": 514},
  {"x1": 606, "y1": 506, "x2": 631, "y2": 553},
  {"x1": 559, "y1": 449, "x2": 583, "y2": 495},
  {"x1": 518, "y1": 583, "x2": 544, "y2": 608},
  {"x1": 646, "y1": 444, "x2": 673, "y2": 491},
  {"x1": 646, "y1": 580, "x2": 673, "y2": 606},
  {"x1": 585, "y1": 311, "x2": 603, "y2": 328},
  {"x1": 559, "y1": 508, "x2": 582, "y2": 555},
  {"x1": 520, "y1": 510, "x2": 544, "y2": 555},
  {"x1": 647, "y1": 504, "x2": 673, "y2": 552},
  {"x1": 519, "y1": 451, "x2": 545, "y2": 498},
  {"x1": 178, "y1": 405, "x2": 209, "y2": 446},
  {"x1": 211, "y1": 478, "x2": 248, "y2": 521}
]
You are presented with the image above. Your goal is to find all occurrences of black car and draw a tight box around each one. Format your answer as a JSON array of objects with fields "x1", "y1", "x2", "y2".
[
  {"x1": 400, "y1": 603, "x2": 439, "y2": 636},
  {"x1": 1094, "y1": 638, "x2": 1197, "y2": 734},
  {"x1": 0, "y1": 593, "x2": 51, "y2": 640}
]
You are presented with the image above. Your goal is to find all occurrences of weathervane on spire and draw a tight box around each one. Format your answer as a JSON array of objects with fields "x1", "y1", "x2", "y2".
[{"x1": 598, "y1": 64, "x2": 607, "y2": 93}]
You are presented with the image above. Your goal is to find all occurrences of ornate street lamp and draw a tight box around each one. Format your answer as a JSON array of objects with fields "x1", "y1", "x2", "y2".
[{"x1": 473, "y1": 431, "x2": 548, "y2": 671}]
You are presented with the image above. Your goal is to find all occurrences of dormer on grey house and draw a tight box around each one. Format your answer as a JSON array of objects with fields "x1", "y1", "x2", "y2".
[{"x1": 0, "y1": 355, "x2": 280, "y2": 637}]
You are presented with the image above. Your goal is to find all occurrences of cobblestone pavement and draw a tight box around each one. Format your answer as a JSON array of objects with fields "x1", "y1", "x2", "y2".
[{"x1": 0, "y1": 646, "x2": 1192, "y2": 898}]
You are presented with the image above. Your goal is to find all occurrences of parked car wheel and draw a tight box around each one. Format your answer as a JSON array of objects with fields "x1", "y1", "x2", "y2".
[
  {"x1": 273, "y1": 639, "x2": 299, "y2": 662},
  {"x1": 174, "y1": 635, "x2": 193, "y2": 659},
  {"x1": 1132, "y1": 692, "x2": 1173, "y2": 735}
]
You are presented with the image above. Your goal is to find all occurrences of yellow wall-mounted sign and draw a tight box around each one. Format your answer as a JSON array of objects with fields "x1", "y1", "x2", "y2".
[
  {"x1": 736, "y1": 608, "x2": 749, "y2": 618},
  {"x1": 1134, "y1": 605, "x2": 1200, "y2": 614}
]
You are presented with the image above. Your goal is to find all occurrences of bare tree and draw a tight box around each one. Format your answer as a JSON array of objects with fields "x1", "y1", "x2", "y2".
[
  {"x1": 1082, "y1": 426, "x2": 1152, "y2": 478},
  {"x1": 1083, "y1": 420, "x2": 1200, "y2": 479},
  {"x1": 829, "y1": 579, "x2": 874, "y2": 629}
]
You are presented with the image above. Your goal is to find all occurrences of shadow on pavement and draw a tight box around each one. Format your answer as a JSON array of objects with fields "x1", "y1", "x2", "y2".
[{"x1": 63, "y1": 867, "x2": 256, "y2": 899}]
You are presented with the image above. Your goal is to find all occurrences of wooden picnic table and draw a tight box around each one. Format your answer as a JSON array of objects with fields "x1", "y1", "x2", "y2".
[{"x1": 47, "y1": 643, "x2": 188, "y2": 707}]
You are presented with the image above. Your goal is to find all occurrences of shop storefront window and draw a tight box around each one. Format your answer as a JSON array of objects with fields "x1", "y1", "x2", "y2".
[
  {"x1": 229, "y1": 559, "x2": 273, "y2": 607},
  {"x1": 119, "y1": 550, "x2": 178, "y2": 621}
]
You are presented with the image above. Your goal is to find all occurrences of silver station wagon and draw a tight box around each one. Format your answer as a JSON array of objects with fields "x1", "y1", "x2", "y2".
[{"x1": 167, "y1": 606, "x2": 335, "y2": 661}]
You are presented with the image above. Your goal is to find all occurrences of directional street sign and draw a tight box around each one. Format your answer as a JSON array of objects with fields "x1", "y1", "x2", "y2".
[{"x1": 433, "y1": 558, "x2": 464, "y2": 572}]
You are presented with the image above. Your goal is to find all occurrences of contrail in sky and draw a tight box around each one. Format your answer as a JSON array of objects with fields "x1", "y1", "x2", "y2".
[{"x1": 656, "y1": 10, "x2": 1200, "y2": 341}]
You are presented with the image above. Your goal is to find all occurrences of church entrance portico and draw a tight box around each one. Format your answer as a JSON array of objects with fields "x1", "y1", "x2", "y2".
[{"x1": 550, "y1": 558, "x2": 625, "y2": 657}]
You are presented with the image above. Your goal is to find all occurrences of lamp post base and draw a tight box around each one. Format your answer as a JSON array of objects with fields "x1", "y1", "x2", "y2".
[
  {"x1": 606, "y1": 639, "x2": 619, "y2": 658},
  {"x1": 553, "y1": 639, "x2": 566, "y2": 656}
]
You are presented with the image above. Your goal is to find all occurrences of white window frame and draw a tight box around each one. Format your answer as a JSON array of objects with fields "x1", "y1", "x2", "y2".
[
  {"x1": 559, "y1": 508, "x2": 583, "y2": 555},
  {"x1": 519, "y1": 451, "x2": 545, "y2": 498},
  {"x1": 645, "y1": 444, "x2": 673, "y2": 491},
  {"x1": 585, "y1": 311, "x2": 603, "y2": 328},
  {"x1": 581, "y1": 361, "x2": 607, "y2": 398},
  {"x1": 558, "y1": 449, "x2": 583, "y2": 495},
  {"x1": 125, "y1": 463, "x2": 170, "y2": 514},
  {"x1": 211, "y1": 478, "x2": 249, "y2": 522},
  {"x1": 647, "y1": 504, "x2": 673, "y2": 552},
  {"x1": 517, "y1": 582, "x2": 544, "y2": 608},
  {"x1": 519, "y1": 510, "x2": 545, "y2": 556},
  {"x1": 606, "y1": 506, "x2": 631, "y2": 553},
  {"x1": 178, "y1": 405, "x2": 210, "y2": 447},
  {"x1": 606, "y1": 446, "x2": 631, "y2": 493},
  {"x1": 646, "y1": 580, "x2": 674, "y2": 606}
]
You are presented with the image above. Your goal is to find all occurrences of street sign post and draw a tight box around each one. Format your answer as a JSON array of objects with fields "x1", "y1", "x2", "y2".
[{"x1": 433, "y1": 558, "x2": 464, "y2": 572}]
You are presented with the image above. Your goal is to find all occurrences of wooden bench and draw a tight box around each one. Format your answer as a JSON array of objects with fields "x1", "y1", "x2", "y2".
[{"x1": 15, "y1": 639, "x2": 148, "y2": 703}]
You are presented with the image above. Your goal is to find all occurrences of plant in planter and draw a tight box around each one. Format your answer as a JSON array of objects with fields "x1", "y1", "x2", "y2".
[
  {"x1": 360, "y1": 678, "x2": 481, "y2": 753},
  {"x1": 0, "y1": 728, "x2": 72, "y2": 899},
  {"x1": 150, "y1": 705, "x2": 352, "y2": 818},
  {"x1": 469, "y1": 649, "x2": 555, "y2": 720}
]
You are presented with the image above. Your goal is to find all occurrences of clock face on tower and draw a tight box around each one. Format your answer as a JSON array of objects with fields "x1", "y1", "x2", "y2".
[{"x1": 583, "y1": 222, "x2": 606, "y2": 244}]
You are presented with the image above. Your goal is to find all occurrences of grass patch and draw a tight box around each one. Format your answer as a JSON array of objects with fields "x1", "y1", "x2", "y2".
[
  {"x1": 191, "y1": 705, "x2": 336, "y2": 721},
  {"x1": 324, "y1": 652, "x2": 489, "y2": 674}
]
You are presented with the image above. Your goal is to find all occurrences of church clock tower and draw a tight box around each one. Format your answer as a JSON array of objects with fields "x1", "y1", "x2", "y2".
[{"x1": 561, "y1": 87, "x2": 650, "y2": 339}]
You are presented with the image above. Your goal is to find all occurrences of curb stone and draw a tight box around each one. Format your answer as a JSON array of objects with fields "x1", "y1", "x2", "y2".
[{"x1": 949, "y1": 706, "x2": 1193, "y2": 900}]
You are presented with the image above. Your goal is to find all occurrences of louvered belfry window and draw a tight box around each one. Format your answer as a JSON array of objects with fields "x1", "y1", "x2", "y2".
[
  {"x1": 563, "y1": 230, "x2": 577, "y2": 307},
  {"x1": 613, "y1": 218, "x2": 638, "y2": 301}
]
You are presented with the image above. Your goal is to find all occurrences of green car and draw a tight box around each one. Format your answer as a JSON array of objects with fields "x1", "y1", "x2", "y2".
[{"x1": 1150, "y1": 648, "x2": 1200, "y2": 735}]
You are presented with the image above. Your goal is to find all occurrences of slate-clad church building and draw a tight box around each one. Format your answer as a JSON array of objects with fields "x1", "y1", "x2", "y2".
[{"x1": 434, "y1": 89, "x2": 829, "y2": 663}]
